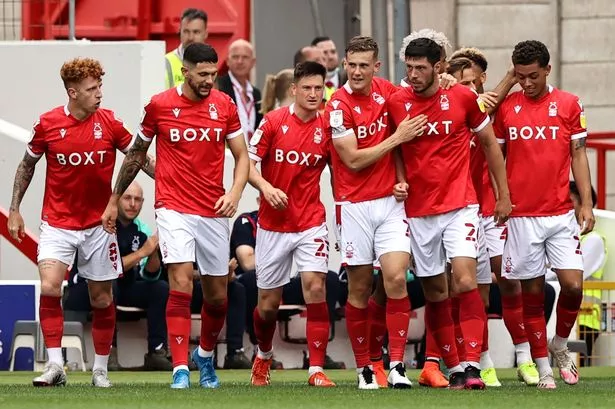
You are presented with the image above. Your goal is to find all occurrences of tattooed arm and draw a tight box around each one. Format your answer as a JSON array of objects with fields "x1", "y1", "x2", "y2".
[
  {"x1": 8, "y1": 153, "x2": 41, "y2": 241},
  {"x1": 571, "y1": 137, "x2": 595, "y2": 233},
  {"x1": 141, "y1": 153, "x2": 156, "y2": 179},
  {"x1": 113, "y1": 136, "x2": 152, "y2": 196},
  {"x1": 102, "y1": 136, "x2": 152, "y2": 233}
]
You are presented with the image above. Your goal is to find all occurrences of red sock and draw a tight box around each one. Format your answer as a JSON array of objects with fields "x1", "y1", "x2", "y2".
[
  {"x1": 522, "y1": 291, "x2": 548, "y2": 359},
  {"x1": 451, "y1": 296, "x2": 466, "y2": 362},
  {"x1": 166, "y1": 290, "x2": 192, "y2": 367},
  {"x1": 367, "y1": 298, "x2": 386, "y2": 361},
  {"x1": 457, "y1": 289, "x2": 486, "y2": 364},
  {"x1": 39, "y1": 295, "x2": 63, "y2": 348},
  {"x1": 425, "y1": 320, "x2": 441, "y2": 360},
  {"x1": 556, "y1": 292, "x2": 582, "y2": 339},
  {"x1": 200, "y1": 300, "x2": 227, "y2": 351},
  {"x1": 425, "y1": 299, "x2": 459, "y2": 369},
  {"x1": 386, "y1": 296, "x2": 411, "y2": 364},
  {"x1": 345, "y1": 303, "x2": 370, "y2": 368},
  {"x1": 306, "y1": 302, "x2": 329, "y2": 368},
  {"x1": 253, "y1": 307, "x2": 276, "y2": 353},
  {"x1": 482, "y1": 315, "x2": 489, "y2": 353},
  {"x1": 501, "y1": 291, "x2": 528, "y2": 345},
  {"x1": 92, "y1": 302, "x2": 116, "y2": 355}
]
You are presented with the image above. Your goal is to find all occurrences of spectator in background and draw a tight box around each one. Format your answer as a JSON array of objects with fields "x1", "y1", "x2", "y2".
[
  {"x1": 293, "y1": 46, "x2": 327, "y2": 68},
  {"x1": 217, "y1": 39, "x2": 262, "y2": 140},
  {"x1": 260, "y1": 69, "x2": 294, "y2": 115},
  {"x1": 165, "y1": 8, "x2": 208, "y2": 88},
  {"x1": 64, "y1": 182, "x2": 171, "y2": 371},
  {"x1": 311, "y1": 36, "x2": 346, "y2": 101}
]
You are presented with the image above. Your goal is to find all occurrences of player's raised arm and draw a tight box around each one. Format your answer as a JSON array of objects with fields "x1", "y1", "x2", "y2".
[
  {"x1": 8, "y1": 152, "x2": 42, "y2": 242},
  {"x1": 330, "y1": 113, "x2": 426, "y2": 172}
]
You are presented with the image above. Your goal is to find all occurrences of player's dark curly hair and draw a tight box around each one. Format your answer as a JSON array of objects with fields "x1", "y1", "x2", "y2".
[
  {"x1": 405, "y1": 38, "x2": 442, "y2": 66},
  {"x1": 184, "y1": 43, "x2": 218, "y2": 65},
  {"x1": 512, "y1": 40, "x2": 550, "y2": 67}
]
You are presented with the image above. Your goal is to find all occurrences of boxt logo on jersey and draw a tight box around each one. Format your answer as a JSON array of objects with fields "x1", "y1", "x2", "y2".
[
  {"x1": 508, "y1": 126, "x2": 559, "y2": 140},
  {"x1": 356, "y1": 114, "x2": 387, "y2": 139},
  {"x1": 56, "y1": 151, "x2": 108, "y2": 166},
  {"x1": 169, "y1": 127, "x2": 225, "y2": 142},
  {"x1": 275, "y1": 149, "x2": 324, "y2": 167}
]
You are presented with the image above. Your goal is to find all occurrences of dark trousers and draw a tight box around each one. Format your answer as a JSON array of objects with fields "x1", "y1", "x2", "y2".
[
  {"x1": 239, "y1": 270, "x2": 341, "y2": 346},
  {"x1": 191, "y1": 279, "x2": 246, "y2": 354},
  {"x1": 63, "y1": 279, "x2": 169, "y2": 353}
]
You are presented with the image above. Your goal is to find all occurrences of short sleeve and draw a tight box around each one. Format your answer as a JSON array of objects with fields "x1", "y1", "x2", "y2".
[
  {"x1": 110, "y1": 111, "x2": 135, "y2": 153},
  {"x1": 466, "y1": 89, "x2": 490, "y2": 133},
  {"x1": 325, "y1": 100, "x2": 354, "y2": 139},
  {"x1": 492, "y1": 111, "x2": 507, "y2": 145},
  {"x1": 569, "y1": 98, "x2": 588, "y2": 140},
  {"x1": 230, "y1": 215, "x2": 256, "y2": 251},
  {"x1": 26, "y1": 117, "x2": 46, "y2": 158},
  {"x1": 247, "y1": 114, "x2": 273, "y2": 162},
  {"x1": 226, "y1": 98, "x2": 243, "y2": 140},
  {"x1": 138, "y1": 99, "x2": 158, "y2": 142}
]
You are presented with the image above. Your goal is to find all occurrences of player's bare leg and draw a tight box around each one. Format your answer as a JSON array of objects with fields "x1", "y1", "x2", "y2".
[
  {"x1": 421, "y1": 273, "x2": 466, "y2": 389},
  {"x1": 251, "y1": 287, "x2": 283, "y2": 386},
  {"x1": 549, "y1": 268, "x2": 583, "y2": 385},
  {"x1": 346, "y1": 264, "x2": 379, "y2": 390},
  {"x1": 495, "y1": 256, "x2": 538, "y2": 385},
  {"x1": 520, "y1": 277, "x2": 555, "y2": 389},
  {"x1": 477, "y1": 282, "x2": 500, "y2": 387},
  {"x1": 33, "y1": 260, "x2": 68, "y2": 387},
  {"x1": 449, "y1": 257, "x2": 486, "y2": 390},
  {"x1": 368, "y1": 273, "x2": 388, "y2": 387},
  {"x1": 301, "y1": 272, "x2": 335, "y2": 387},
  {"x1": 88, "y1": 280, "x2": 115, "y2": 388},
  {"x1": 380, "y1": 251, "x2": 412, "y2": 389},
  {"x1": 166, "y1": 262, "x2": 194, "y2": 389}
]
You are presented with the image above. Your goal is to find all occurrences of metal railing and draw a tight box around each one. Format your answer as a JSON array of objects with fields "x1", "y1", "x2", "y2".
[{"x1": 577, "y1": 281, "x2": 615, "y2": 366}]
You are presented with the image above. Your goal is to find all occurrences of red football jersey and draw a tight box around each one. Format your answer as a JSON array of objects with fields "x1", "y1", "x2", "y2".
[
  {"x1": 325, "y1": 77, "x2": 399, "y2": 203},
  {"x1": 493, "y1": 85, "x2": 587, "y2": 217},
  {"x1": 139, "y1": 86, "x2": 243, "y2": 217},
  {"x1": 248, "y1": 104, "x2": 329, "y2": 232},
  {"x1": 27, "y1": 105, "x2": 133, "y2": 230},
  {"x1": 388, "y1": 84, "x2": 489, "y2": 217},
  {"x1": 469, "y1": 135, "x2": 496, "y2": 216}
]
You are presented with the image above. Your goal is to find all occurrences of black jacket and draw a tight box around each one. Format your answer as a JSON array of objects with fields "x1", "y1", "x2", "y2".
[{"x1": 217, "y1": 74, "x2": 263, "y2": 129}]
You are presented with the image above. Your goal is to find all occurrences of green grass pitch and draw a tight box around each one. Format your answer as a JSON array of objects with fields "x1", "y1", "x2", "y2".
[{"x1": 1, "y1": 368, "x2": 614, "y2": 409}]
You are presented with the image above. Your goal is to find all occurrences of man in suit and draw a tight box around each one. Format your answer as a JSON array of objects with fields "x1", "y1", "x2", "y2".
[
  {"x1": 217, "y1": 39, "x2": 262, "y2": 141},
  {"x1": 311, "y1": 36, "x2": 347, "y2": 101}
]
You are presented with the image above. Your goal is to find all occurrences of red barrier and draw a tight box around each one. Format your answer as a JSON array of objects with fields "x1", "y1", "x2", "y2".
[
  {"x1": 587, "y1": 132, "x2": 615, "y2": 210},
  {"x1": 0, "y1": 207, "x2": 38, "y2": 265}
]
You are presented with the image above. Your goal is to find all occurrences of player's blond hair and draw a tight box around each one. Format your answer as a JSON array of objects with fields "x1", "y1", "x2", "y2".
[
  {"x1": 450, "y1": 47, "x2": 488, "y2": 72},
  {"x1": 399, "y1": 29, "x2": 451, "y2": 62},
  {"x1": 260, "y1": 68, "x2": 294, "y2": 114},
  {"x1": 60, "y1": 57, "x2": 105, "y2": 89}
]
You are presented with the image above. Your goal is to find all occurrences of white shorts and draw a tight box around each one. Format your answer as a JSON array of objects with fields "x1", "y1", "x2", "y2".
[
  {"x1": 336, "y1": 196, "x2": 410, "y2": 266},
  {"x1": 476, "y1": 220, "x2": 492, "y2": 285},
  {"x1": 38, "y1": 222, "x2": 122, "y2": 281},
  {"x1": 255, "y1": 223, "x2": 329, "y2": 290},
  {"x1": 482, "y1": 216, "x2": 506, "y2": 258},
  {"x1": 408, "y1": 205, "x2": 480, "y2": 278},
  {"x1": 156, "y1": 208, "x2": 229, "y2": 276},
  {"x1": 502, "y1": 210, "x2": 583, "y2": 280}
]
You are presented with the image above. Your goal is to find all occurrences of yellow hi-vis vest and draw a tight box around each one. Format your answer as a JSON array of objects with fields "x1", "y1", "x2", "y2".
[
  {"x1": 324, "y1": 84, "x2": 336, "y2": 102},
  {"x1": 165, "y1": 50, "x2": 184, "y2": 89},
  {"x1": 578, "y1": 232, "x2": 607, "y2": 331}
]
